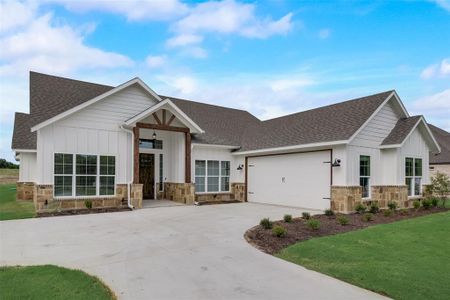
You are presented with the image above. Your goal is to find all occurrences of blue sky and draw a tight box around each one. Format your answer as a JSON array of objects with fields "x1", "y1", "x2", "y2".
[{"x1": 1, "y1": 0, "x2": 449, "y2": 162}]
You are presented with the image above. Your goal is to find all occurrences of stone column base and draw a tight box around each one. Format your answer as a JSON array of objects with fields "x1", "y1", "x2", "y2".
[
  {"x1": 164, "y1": 183, "x2": 195, "y2": 204},
  {"x1": 331, "y1": 186, "x2": 362, "y2": 213},
  {"x1": 131, "y1": 184, "x2": 143, "y2": 208},
  {"x1": 231, "y1": 182, "x2": 246, "y2": 202},
  {"x1": 16, "y1": 182, "x2": 35, "y2": 201}
]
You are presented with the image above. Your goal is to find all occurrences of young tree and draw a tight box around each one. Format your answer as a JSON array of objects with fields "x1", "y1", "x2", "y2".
[{"x1": 430, "y1": 172, "x2": 450, "y2": 207}]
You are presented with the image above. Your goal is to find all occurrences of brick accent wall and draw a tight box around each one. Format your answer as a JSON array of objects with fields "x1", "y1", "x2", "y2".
[
  {"x1": 331, "y1": 186, "x2": 362, "y2": 213},
  {"x1": 195, "y1": 192, "x2": 234, "y2": 203},
  {"x1": 231, "y1": 182, "x2": 246, "y2": 202},
  {"x1": 164, "y1": 182, "x2": 195, "y2": 204},
  {"x1": 16, "y1": 182, "x2": 35, "y2": 201},
  {"x1": 370, "y1": 185, "x2": 409, "y2": 208}
]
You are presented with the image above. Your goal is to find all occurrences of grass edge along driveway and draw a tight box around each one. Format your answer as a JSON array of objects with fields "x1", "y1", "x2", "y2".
[
  {"x1": 276, "y1": 212, "x2": 450, "y2": 300},
  {"x1": 0, "y1": 265, "x2": 116, "y2": 300},
  {"x1": 0, "y1": 184, "x2": 35, "y2": 221}
]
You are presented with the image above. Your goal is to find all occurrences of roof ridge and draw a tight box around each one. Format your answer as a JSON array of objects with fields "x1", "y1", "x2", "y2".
[
  {"x1": 261, "y1": 90, "x2": 394, "y2": 123},
  {"x1": 30, "y1": 71, "x2": 114, "y2": 89}
]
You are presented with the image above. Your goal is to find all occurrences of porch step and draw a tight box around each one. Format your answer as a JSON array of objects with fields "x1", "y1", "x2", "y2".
[{"x1": 195, "y1": 199, "x2": 242, "y2": 206}]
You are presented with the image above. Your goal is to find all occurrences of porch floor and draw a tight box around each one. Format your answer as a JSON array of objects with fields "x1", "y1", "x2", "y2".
[{"x1": 142, "y1": 199, "x2": 185, "y2": 209}]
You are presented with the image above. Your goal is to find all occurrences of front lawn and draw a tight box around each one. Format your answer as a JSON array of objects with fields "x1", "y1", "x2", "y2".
[
  {"x1": 0, "y1": 265, "x2": 115, "y2": 300},
  {"x1": 0, "y1": 184, "x2": 35, "y2": 221},
  {"x1": 276, "y1": 212, "x2": 450, "y2": 300}
]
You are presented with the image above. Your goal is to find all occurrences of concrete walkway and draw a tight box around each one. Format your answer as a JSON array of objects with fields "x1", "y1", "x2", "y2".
[{"x1": 0, "y1": 203, "x2": 386, "y2": 300}]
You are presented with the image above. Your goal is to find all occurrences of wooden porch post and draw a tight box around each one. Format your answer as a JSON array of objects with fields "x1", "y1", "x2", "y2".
[
  {"x1": 133, "y1": 127, "x2": 139, "y2": 183},
  {"x1": 185, "y1": 130, "x2": 191, "y2": 183}
]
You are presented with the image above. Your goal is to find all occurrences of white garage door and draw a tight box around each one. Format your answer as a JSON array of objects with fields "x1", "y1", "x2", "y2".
[{"x1": 247, "y1": 150, "x2": 331, "y2": 210}]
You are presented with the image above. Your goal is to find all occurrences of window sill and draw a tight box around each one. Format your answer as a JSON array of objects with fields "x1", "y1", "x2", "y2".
[
  {"x1": 408, "y1": 195, "x2": 422, "y2": 199},
  {"x1": 195, "y1": 192, "x2": 232, "y2": 195},
  {"x1": 54, "y1": 195, "x2": 116, "y2": 200}
]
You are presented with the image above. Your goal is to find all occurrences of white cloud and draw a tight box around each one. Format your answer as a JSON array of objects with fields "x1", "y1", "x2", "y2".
[
  {"x1": 166, "y1": 0, "x2": 293, "y2": 56},
  {"x1": 145, "y1": 55, "x2": 166, "y2": 68},
  {"x1": 166, "y1": 34, "x2": 203, "y2": 48},
  {"x1": 411, "y1": 89, "x2": 450, "y2": 130},
  {"x1": 420, "y1": 58, "x2": 450, "y2": 79},
  {"x1": 318, "y1": 28, "x2": 331, "y2": 39},
  {"x1": 430, "y1": 0, "x2": 450, "y2": 12},
  {"x1": 0, "y1": 0, "x2": 35, "y2": 33},
  {"x1": 270, "y1": 78, "x2": 315, "y2": 92},
  {"x1": 0, "y1": 11, "x2": 133, "y2": 76},
  {"x1": 48, "y1": 0, "x2": 188, "y2": 21}
]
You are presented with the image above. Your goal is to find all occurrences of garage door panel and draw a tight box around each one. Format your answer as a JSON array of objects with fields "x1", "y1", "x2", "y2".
[{"x1": 247, "y1": 151, "x2": 330, "y2": 210}]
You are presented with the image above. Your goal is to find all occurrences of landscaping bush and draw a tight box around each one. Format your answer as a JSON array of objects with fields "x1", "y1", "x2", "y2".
[
  {"x1": 355, "y1": 203, "x2": 366, "y2": 214},
  {"x1": 413, "y1": 200, "x2": 421, "y2": 209},
  {"x1": 383, "y1": 210, "x2": 393, "y2": 217},
  {"x1": 362, "y1": 213, "x2": 374, "y2": 222},
  {"x1": 283, "y1": 214, "x2": 293, "y2": 223},
  {"x1": 272, "y1": 225, "x2": 287, "y2": 237},
  {"x1": 430, "y1": 197, "x2": 439, "y2": 207},
  {"x1": 302, "y1": 212, "x2": 311, "y2": 220},
  {"x1": 369, "y1": 202, "x2": 379, "y2": 214},
  {"x1": 260, "y1": 218, "x2": 273, "y2": 229},
  {"x1": 306, "y1": 219, "x2": 320, "y2": 230},
  {"x1": 422, "y1": 199, "x2": 432, "y2": 210},
  {"x1": 84, "y1": 200, "x2": 93, "y2": 209},
  {"x1": 324, "y1": 209, "x2": 335, "y2": 216},
  {"x1": 387, "y1": 201, "x2": 397, "y2": 210},
  {"x1": 337, "y1": 215, "x2": 349, "y2": 226},
  {"x1": 430, "y1": 172, "x2": 450, "y2": 207}
]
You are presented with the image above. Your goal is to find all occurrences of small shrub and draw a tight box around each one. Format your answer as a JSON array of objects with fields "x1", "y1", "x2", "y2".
[
  {"x1": 362, "y1": 213, "x2": 374, "y2": 222},
  {"x1": 272, "y1": 225, "x2": 287, "y2": 237},
  {"x1": 422, "y1": 199, "x2": 432, "y2": 209},
  {"x1": 369, "y1": 202, "x2": 379, "y2": 214},
  {"x1": 84, "y1": 200, "x2": 92, "y2": 209},
  {"x1": 383, "y1": 210, "x2": 393, "y2": 217},
  {"x1": 387, "y1": 201, "x2": 397, "y2": 210},
  {"x1": 413, "y1": 200, "x2": 421, "y2": 209},
  {"x1": 260, "y1": 218, "x2": 273, "y2": 229},
  {"x1": 337, "y1": 215, "x2": 349, "y2": 226},
  {"x1": 355, "y1": 203, "x2": 366, "y2": 214},
  {"x1": 430, "y1": 197, "x2": 439, "y2": 207},
  {"x1": 306, "y1": 219, "x2": 320, "y2": 230},
  {"x1": 283, "y1": 214, "x2": 293, "y2": 223},
  {"x1": 400, "y1": 209, "x2": 409, "y2": 215},
  {"x1": 302, "y1": 212, "x2": 311, "y2": 220},
  {"x1": 324, "y1": 209, "x2": 335, "y2": 216}
]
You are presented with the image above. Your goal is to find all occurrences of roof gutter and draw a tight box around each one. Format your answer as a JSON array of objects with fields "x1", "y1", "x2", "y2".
[{"x1": 120, "y1": 125, "x2": 135, "y2": 210}]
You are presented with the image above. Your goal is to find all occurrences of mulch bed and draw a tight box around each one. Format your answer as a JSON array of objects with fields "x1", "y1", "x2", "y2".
[
  {"x1": 37, "y1": 207, "x2": 131, "y2": 217},
  {"x1": 245, "y1": 207, "x2": 449, "y2": 255}
]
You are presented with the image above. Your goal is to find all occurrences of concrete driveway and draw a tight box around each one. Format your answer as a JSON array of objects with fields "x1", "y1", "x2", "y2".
[{"x1": 0, "y1": 203, "x2": 385, "y2": 300}]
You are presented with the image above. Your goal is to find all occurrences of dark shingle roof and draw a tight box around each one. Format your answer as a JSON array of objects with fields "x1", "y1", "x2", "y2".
[
  {"x1": 12, "y1": 72, "x2": 395, "y2": 153},
  {"x1": 381, "y1": 116, "x2": 422, "y2": 146},
  {"x1": 12, "y1": 112, "x2": 36, "y2": 150},
  {"x1": 166, "y1": 96, "x2": 261, "y2": 146},
  {"x1": 237, "y1": 90, "x2": 393, "y2": 152},
  {"x1": 429, "y1": 124, "x2": 450, "y2": 164}
]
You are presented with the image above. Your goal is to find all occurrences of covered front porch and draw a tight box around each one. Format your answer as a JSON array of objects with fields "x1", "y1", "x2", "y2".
[{"x1": 125, "y1": 99, "x2": 204, "y2": 207}]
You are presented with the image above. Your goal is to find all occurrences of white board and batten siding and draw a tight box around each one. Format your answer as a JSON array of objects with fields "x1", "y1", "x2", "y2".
[
  {"x1": 18, "y1": 152, "x2": 37, "y2": 182},
  {"x1": 36, "y1": 84, "x2": 158, "y2": 184},
  {"x1": 247, "y1": 151, "x2": 331, "y2": 210}
]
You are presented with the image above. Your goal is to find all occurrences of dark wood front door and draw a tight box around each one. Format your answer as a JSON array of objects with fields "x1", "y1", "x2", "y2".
[{"x1": 139, "y1": 153, "x2": 155, "y2": 199}]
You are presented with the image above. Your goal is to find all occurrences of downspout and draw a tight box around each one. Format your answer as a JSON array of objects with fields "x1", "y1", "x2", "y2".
[{"x1": 120, "y1": 125, "x2": 134, "y2": 209}]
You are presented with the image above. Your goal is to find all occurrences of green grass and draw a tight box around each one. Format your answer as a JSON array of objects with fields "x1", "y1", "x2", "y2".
[
  {"x1": 0, "y1": 184, "x2": 35, "y2": 221},
  {"x1": 277, "y1": 212, "x2": 450, "y2": 300},
  {"x1": 0, "y1": 265, "x2": 115, "y2": 300}
]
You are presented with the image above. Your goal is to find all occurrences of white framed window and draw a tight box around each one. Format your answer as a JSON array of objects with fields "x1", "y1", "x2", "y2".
[
  {"x1": 54, "y1": 153, "x2": 73, "y2": 197},
  {"x1": 195, "y1": 160, "x2": 230, "y2": 193},
  {"x1": 100, "y1": 156, "x2": 115, "y2": 196},
  {"x1": 406, "y1": 157, "x2": 422, "y2": 196},
  {"x1": 53, "y1": 153, "x2": 116, "y2": 198},
  {"x1": 359, "y1": 155, "x2": 370, "y2": 198}
]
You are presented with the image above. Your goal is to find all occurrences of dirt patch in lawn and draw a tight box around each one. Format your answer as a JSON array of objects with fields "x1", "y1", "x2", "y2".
[{"x1": 245, "y1": 207, "x2": 449, "y2": 255}]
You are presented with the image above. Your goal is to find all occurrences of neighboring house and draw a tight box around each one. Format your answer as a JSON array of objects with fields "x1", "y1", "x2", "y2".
[
  {"x1": 12, "y1": 72, "x2": 441, "y2": 213},
  {"x1": 429, "y1": 124, "x2": 450, "y2": 177}
]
